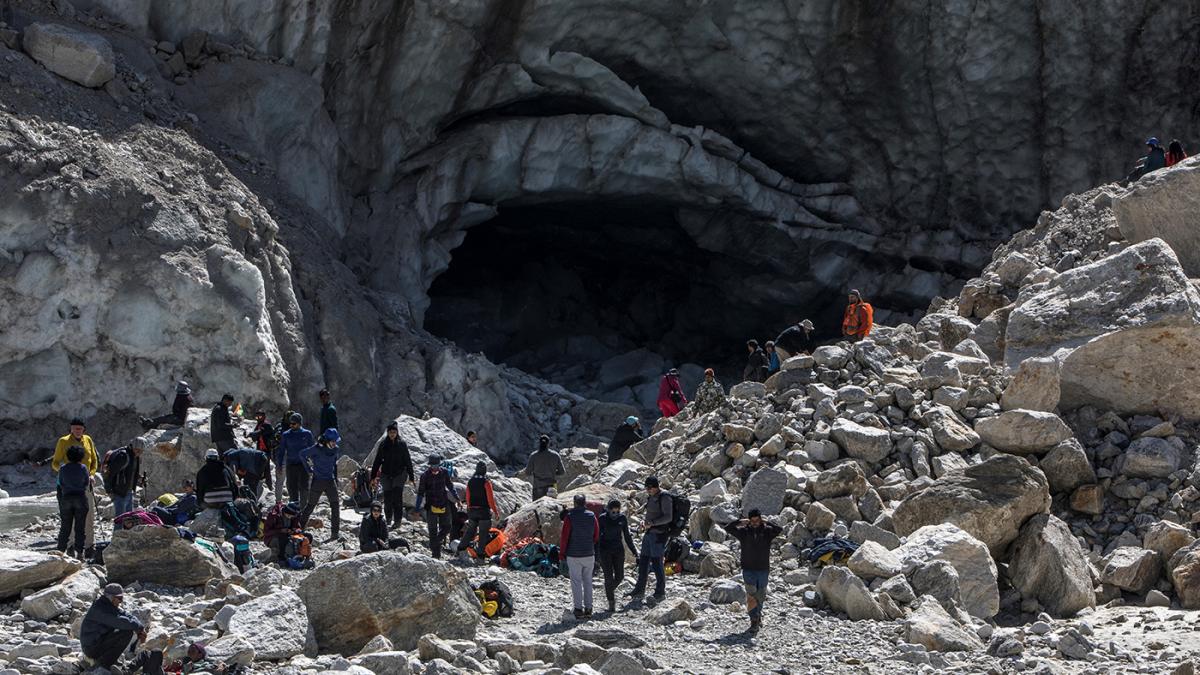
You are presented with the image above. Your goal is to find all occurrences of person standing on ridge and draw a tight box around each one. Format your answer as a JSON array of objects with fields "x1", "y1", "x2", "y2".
[
  {"x1": 560, "y1": 494, "x2": 600, "y2": 619},
  {"x1": 597, "y1": 499, "x2": 638, "y2": 613},
  {"x1": 1168, "y1": 139, "x2": 1188, "y2": 167},
  {"x1": 210, "y1": 394, "x2": 237, "y2": 453},
  {"x1": 277, "y1": 413, "x2": 314, "y2": 505},
  {"x1": 725, "y1": 509, "x2": 783, "y2": 631},
  {"x1": 693, "y1": 368, "x2": 727, "y2": 416},
  {"x1": 656, "y1": 369, "x2": 687, "y2": 418},
  {"x1": 416, "y1": 454, "x2": 459, "y2": 558},
  {"x1": 318, "y1": 389, "x2": 338, "y2": 435},
  {"x1": 628, "y1": 476, "x2": 672, "y2": 603},
  {"x1": 140, "y1": 380, "x2": 193, "y2": 430},
  {"x1": 606, "y1": 416, "x2": 643, "y2": 464},
  {"x1": 774, "y1": 319, "x2": 815, "y2": 359},
  {"x1": 525, "y1": 435, "x2": 565, "y2": 500},
  {"x1": 371, "y1": 421, "x2": 415, "y2": 527},
  {"x1": 52, "y1": 418, "x2": 99, "y2": 558},
  {"x1": 300, "y1": 428, "x2": 343, "y2": 542},
  {"x1": 743, "y1": 339, "x2": 769, "y2": 382},
  {"x1": 457, "y1": 461, "x2": 500, "y2": 559},
  {"x1": 842, "y1": 290, "x2": 874, "y2": 342},
  {"x1": 764, "y1": 340, "x2": 781, "y2": 375},
  {"x1": 1128, "y1": 137, "x2": 1168, "y2": 182}
]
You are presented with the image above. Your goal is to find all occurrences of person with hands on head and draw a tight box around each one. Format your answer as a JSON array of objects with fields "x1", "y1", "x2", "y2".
[{"x1": 725, "y1": 508, "x2": 783, "y2": 631}]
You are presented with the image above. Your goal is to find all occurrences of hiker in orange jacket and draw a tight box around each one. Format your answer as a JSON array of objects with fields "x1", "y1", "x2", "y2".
[{"x1": 842, "y1": 289, "x2": 874, "y2": 341}]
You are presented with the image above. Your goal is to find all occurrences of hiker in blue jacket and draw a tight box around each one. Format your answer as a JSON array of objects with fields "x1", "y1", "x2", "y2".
[
  {"x1": 299, "y1": 428, "x2": 342, "y2": 541},
  {"x1": 276, "y1": 413, "x2": 314, "y2": 506}
]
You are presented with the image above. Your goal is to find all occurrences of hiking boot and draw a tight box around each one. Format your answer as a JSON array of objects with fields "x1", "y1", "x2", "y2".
[
  {"x1": 749, "y1": 614, "x2": 762, "y2": 631},
  {"x1": 651, "y1": 593, "x2": 666, "y2": 603},
  {"x1": 573, "y1": 608, "x2": 584, "y2": 620},
  {"x1": 583, "y1": 608, "x2": 593, "y2": 619}
]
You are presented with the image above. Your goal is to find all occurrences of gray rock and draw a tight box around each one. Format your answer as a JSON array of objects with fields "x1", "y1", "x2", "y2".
[
  {"x1": 1120, "y1": 437, "x2": 1182, "y2": 479},
  {"x1": 909, "y1": 560, "x2": 963, "y2": 611},
  {"x1": 1100, "y1": 547, "x2": 1160, "y2": 594},
  {"x1": 973, "y1": 409, "x2": 1072, "y2": 455},
  {"x1": 228, "y1": 589, "x2": 310, "y2": 660},
  {"x1": 816, "y1": 565, "x2": 886, "y2": 621},
  {"x1": 878, "y1": 574, "x2": 917, "y2": 605},
  {"x1": 643, "y1": 597, "x2": 695, "y2": 625},
  {"x1": 830, "y1": 418, "x2": 893, "y2": 463},
  {"x1": 847, "y1": 541, "x2": 903, "y2": 580},
  {"x1": 1001, "y1": 357, "x2": 1060, "y2": 412},
  {"x1": 105, "y1": 526, "x2": 230, "y2": 587},
  {"x1": 905, "y1": 596, "x2": 983, "y2": 652},
  {"x1": 1144, "y1": 520, "x2": 1196, "y2": 562},
  {"x1": 1039, "y1": 439, "x2": 1095, "y2": 494},
  {"x1": 741, "y1": 467, "x2": 787, "y2": 516},
  {"x1": 924, "y1": 405, "x2": 980, "y2": 452},
  {"x1": 205, "y1": 635, "x2": 255, "y2": 667},
  {"x1": 19, "y1": 569, "x2": 101, "y2": 621},
  {"x1": 849, "y1": 521, "x2": 901, "y2": 550},
  {"x1": 708, "y1": 579, "x2": 746, "y2": 604},
  {"x1": 807, "y1": 462, "x2": 868, "y2": 500},
  {"x1": 23, "y1": 23, "x2": 115, "y2": 87},
  {"x1": 355, "y1": 651, "x2": 413, "y2": 675},
  {"x1": 896, "y1": 523, "x2": 999, "y2": 619},
  {"x1": 0, "y1": 549, "x2": 82, "y2": 600},
  {"x1": 1008, "y1": 514, "x2": 1095, "y2": 617},
  {"x1": 812, "y1": 346, "x2": 851, "y2": 369}
]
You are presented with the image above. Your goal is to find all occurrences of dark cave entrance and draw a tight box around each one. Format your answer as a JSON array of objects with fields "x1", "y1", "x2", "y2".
[{"x1": 425, "y1": 203, "x2": 821, "y2": 410}]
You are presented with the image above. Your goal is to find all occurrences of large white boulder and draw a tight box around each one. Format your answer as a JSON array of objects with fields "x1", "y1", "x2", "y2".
[
  {"x1": 105, "y1": 526, "x2": 231, "y2": 587},
  {"x1": 829, "y1": 418, "x2": 892, "y2": 463},
  {"x1": 23, "y1": 23, "x2": 115, "y2": 87},
  {"x1": 896, "y1": 524, "x2": 999, "y2": 619},
  {"x1": 0, "y1": 549, "x2": 82, "y2": 599},
  {"x1": 1007, "y1": 514, "x2": 1094, "y2": 617},
  {"x1": 226, "y1": 589, "x2": 311, "y2": 660},
  {"x1": 973, "y1": 409, "x2": 1072, "y2": 455},
  {"x1": 19, "y1": 568, "x2": 102, "y2": 620}
]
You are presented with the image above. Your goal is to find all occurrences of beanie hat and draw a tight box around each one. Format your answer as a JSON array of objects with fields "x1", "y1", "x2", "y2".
[
  {"x1": 428, "y1": 454, "x2": 443, "y2": 465},
  {"x1": 644, "y1": 476, "x2": 660, "y2": 488},
  {"x1": 176, "y1": 381, "x2": 191, "y2": 395},
  {"x1": 290, "y1": 413, "x2": 303, "y2": 424},
  {"x1": 386, "y1": 421, "x2": 398, "y2": 431},
  {"x1": 849, "y1": 289, "x2": 862, "y2": 298},
  {"x1": 748, "y1": 508, "x2": 762, "y2": 519},
  {"x1": 103, "y1": 583, "x2": 124, "y2": 598},
  {"x1": 625, "y1": 415, "x2": 639, "y2": 425},
  {"x1": 799, "y1": 319, "x2": 814, "y2": 330},
  {"x1": 573, "y1": 494, "x2": 587, "y2": 507},
  {"x1": 322, "y1": 428, "x2": 340, "y2": 443},
  {"x1": 474, "y1": 461, "x2": 487, "y2": 476},
  {"x1": 607, "y1": 499, "x2": 621, "y2": 510},
  {"x1": 69, "y1": 418, "x2": 85, "y2": 427}
]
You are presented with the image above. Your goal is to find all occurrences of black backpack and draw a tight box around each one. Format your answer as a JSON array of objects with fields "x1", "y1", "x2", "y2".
[
  {"x1": 476, "y1": 579, "x2": 514, "y2": 618},
  {"x1": 351, "y1": 468, "x2": 375, "y2": 509},
  {"x1": 664, "y1": 536, "x2": 689, "y2": 564},
  {"x1": 666, "y1": 492, "x2": 691, "y2": 538}
]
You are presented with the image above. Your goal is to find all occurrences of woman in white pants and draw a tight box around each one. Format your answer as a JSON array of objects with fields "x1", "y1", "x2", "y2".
[{"x1": 560, "y1": 494, "x2": 599, "y2": 619}]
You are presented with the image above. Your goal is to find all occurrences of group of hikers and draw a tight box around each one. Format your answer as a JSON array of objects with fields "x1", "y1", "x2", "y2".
[
  {"x1": 48, "y1": 289, "x2": 877, "y2": 673},
  {"x1": 1127, "y1": 136, "x2": 1188, "y2": 183}
]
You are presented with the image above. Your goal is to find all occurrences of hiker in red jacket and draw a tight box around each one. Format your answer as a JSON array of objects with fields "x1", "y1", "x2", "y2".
[{"x1": 656, "y1": 369, "x2": 687, "y2": 418}]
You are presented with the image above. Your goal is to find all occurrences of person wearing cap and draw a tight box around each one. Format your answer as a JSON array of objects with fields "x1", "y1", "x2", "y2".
[
  {"x1": 606, "y1": 416, "x2": 644, "y2": 465},
  {"x1": 743, "y1": 339, "x2": 769, "y2": 383},
  {"x1": 263, "y1": 501, "x2": 303, "y2": 560},
  {"x1": 277, "y1": 412, "x2": 315, "y2": 505},
  {"x1": 524, "y1": 435, "x2": 565, "y2": 500},
  {"x1": 725, "y1": 508, "x2": 784, "y2": 630},
  {"x1": 318, "y1": 388, "x2": 339, "y2": 435},
  {"x1": 80, "y1": 584, "x2": 163, "y2": 674},
  {"x1": 300, "y1": 428, "x2": 343, "y2": 541},
  {"x1": 1128, "y1": 136, "x2": 1168, "y2": 183},
  {"x1": 224, "y1": 442, "x2": 272, "y2": 500},
  {"x1": 655, "y1": 369, "x2": 687, "y2": 418},
  {"x1": 57, "y1": 445, "x2": 91, "y2": 557},
  {"x1": 102, "y1": 438, "x2": 144, "y2": 518},
  {"x1": 560, "y1": 493, "x2": 600, "y2": 619},
  {"x1": 774, "y1": 319, "x2": 815, "y2": 359},
  {"x1": 209, "y1": 394, "x2": 238, "y2": 453},
  {"x1": 842, "y1": 289, "x2": 874, "y2": 342},
  {"x1": 457, "y1": 461, "x2": 500, "y2": 559},
  {"x1": 416, "y1": 455, "x2": 459, "y2": 558},
  {"x1": 597, "y1": 499, "x2": 638, "y2": 612},
  {"x1": 370, "y1": 421, "x2": 416, "y2": 527},
  {"x1": 52, "y1": 418, "x2": 99, "y2": 555},
  {"x1": 628, "y1": 476, "x2": 672, "y2": 602},
  {"x1": 693, "y1": 368, "x2": 727, "y2": 416},
  {"x1": 140, "y1": 380, "x2": 194, "y2": 430},
  {"x1": 195, "y1": 448, "x2": 238, "y2": 508}
]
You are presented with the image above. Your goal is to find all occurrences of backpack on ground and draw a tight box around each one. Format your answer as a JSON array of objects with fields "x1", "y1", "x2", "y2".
[
  {"x1": 664, "y1": 536, "x2": 689, "y2": 564},
  {"x1": 474, "y1": 579, "x2": 515, "y2": 618},
  {"x1": 231, "y1": 535, "x2": 255, "y2": 574},
  {"x1": 467, "y1": 528, "x2": 507, "y2": 559},
  {"x1": 284, "y1": 532, "x2": 314, "y2": 569},
  {"x1": 220, "y1": 500, "x2": 255, "y2": 539},
  {"x1": 350, "y1": 468, "x2": 375, "y2": 509},
  {"x1": 665, "y1": 492, "x2": 691, "y2": 538},
  {"x1": 114, "y1": 509, "x2": 164, "y2": 530},
  {"x1": 807, "y1": 537, "x2": 859, "y2": 567}
]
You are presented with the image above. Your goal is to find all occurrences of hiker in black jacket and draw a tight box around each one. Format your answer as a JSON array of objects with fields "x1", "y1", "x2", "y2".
[
  {"x1": 370, "y1": 422, "x2": 415, "y2": 527},
  {"x1": 415, "y1": 455, "x2": 459, "y2": 558},
  {"x1": 359, "y1": 501, "x2": 408, "y2": 553},
  {"x1": 597, "y1": 499, "x2": 638, "y2": 612},
  {"x1": 725, "y1": 508, "x2": 783, "y2": 630},
  {"x1": 210, "y1": 394, "x2": 237, "y2": 452},
  {"x1": 80, "y1": 584, "x2": 164, "y2": 674},
  {"x1": 195, "y1": 449, "x2": 238, "y2": 508},
  {"x1": 102, "y1": 439, "x2": 143, "y2": 518},
  {"x1": 57, "y1": 445, "x2": 91, "y2": 556},
  {"x1": 224, "y1": 445, "x2": 272, "y2": 499},
  {"x1": 607, "y1": 417, "x2": 643, "y2": 464},
  {"x1": 457, "y1": 461, "x2": 500, "y2": 559}
]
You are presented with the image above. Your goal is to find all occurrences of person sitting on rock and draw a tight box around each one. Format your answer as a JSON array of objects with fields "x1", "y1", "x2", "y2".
[
  {"x1": 842, "y1": 289, "x2": 874, "y2": 342},
  {"x1": 168, "y1": 642, "x2": 228, "y2": 674},
  {"x1": 774, "y1": 319, "x2": 815, "y2": 359},
  {"x1": 416, "y1": 454, "x2": 460, "y2": 558},
  {"x1": 371, "y1": 421, "x2": 415, "y2": 528},
  {"x1": 1128, "y1": 136, "x2": 1167, "y2": 183},
  {"x1": 277, "y1": 413, "x2": 314, "y2": 505},
  {"x1": 765, "y1": 341, "x2": 781, "y2": 375},
  {"x1": 195, "y1": 449, "x2": 238, "y2": 510},
  {"x1": 597, "y1": 499, "x2": 638, "y2": 613},
  {"x1": 318, "y1": 388, "x2": 338, "y2": 435},
  {"x1": 210, "y1": 394, "x2": 238, "y2": 454},
  {"x1": 1168, "y1": 139, "x2": 1188, "y2": 167},
  {"x1": 57, "y1": 445, "x2": 91, "y2": 558},
  {"x1": 299, "y1": 428, "x2": 343, "y2": 542},
  {"x1": 457, "y1": 461, "x2": 501, "y2": 560},
  {"x1": 103, "y1": 438, "x2": 144, "y2": 519},
  {"x1": 692, "y1": 369, "x2": 728, "y2": 416},
  {"x1": 743, "y1": 340, "x2": 769, "y2": 382},
  {"x1": 725, "y1": 509, "x2": 783, "y2": 631},
  {"x1": 263, "y1": 501, "x2": 303, "y2": 560},
  {"x1": 524, "y1": 435, "x2": 565, "y2": 500},
  {"x1": 80, "y1": 584, "x2": 164, "y2": 675},
  {"x1": 656, "y1": 369, "x2": 687, "y2": 418},
  {"x1": 606, "y1": 416, "x2": 643, "y2": 464},
  {"x1": 359, "y1": 501, "x2": 409, "y2": 553},
  {"x1": 140, "y1": 380, "x2": 193, "y2": 430},
  {"x1": 224, "y1": 444, "x2": 272, "y2": 500}
]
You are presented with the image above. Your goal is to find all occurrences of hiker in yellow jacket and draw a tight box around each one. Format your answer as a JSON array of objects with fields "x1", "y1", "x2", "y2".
[{"x1": 52, "y1": 418, "x2": 99, "y2": 557}]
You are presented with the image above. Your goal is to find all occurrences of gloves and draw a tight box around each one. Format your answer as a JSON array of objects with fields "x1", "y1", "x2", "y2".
[{"x1": 559, "y1": 560, "x2": 569, "y2": 576}]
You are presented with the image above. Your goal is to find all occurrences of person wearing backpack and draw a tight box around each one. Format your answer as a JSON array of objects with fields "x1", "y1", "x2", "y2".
[
  {"x1": 628, "y1": 476, "x2": 673, "y2": 603},
  {"x1": 456, "y1": 461, "x2": 500, "y2": 559},
  {"x1": 842, "y1": 289, "x2": 874, "y2": 341},
  {"x1": 559, "y1": 494, "x2": 600, "y2": 619},
  {"x1": 195, "y1": 449, "x2": 238, "y2": 509},
  {"x1": 276, "y1": 413, "x2": 314, "y2": 506},
  {"x1": 597, "y1": 499, "x2": 638, "y2": 612},
  {"x1": 263, "y1": 501, "x2": 303, "y2": 561},
  {"x1": 224, "y1": 445, "x2": 272, "y2": 500},
  {"x1": 524, "y1": 435, "x2": 565, "y2": 500},
  {"x1": 299, "y1": 428, "x2": 343, "y2": 541},
  {"x1": 370, "y1": 421, "x2": 415, "y2": 527},
  {"x1": 57, "y1": 445, "x2": 91, "y2": 557},
  {"x1": 725, "y1": 509, "x2": 783, "y2": 630},
  {"x1": 52, "y1": 418, "x2": 100, "y2": 557},
  {"x1": 103, "y1": 439, "x2": 144, "y2": 518},
  {"x1": 416, "y1": 454, "x2": 459, "y2": 558}
]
